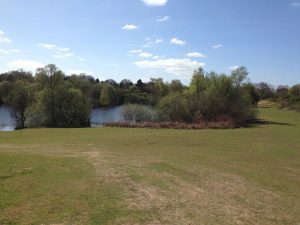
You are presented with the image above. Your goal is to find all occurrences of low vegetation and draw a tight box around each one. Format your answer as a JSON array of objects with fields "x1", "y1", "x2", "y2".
[{"x1": 0, "y1": 107, "x2": 299, "y2": 224}]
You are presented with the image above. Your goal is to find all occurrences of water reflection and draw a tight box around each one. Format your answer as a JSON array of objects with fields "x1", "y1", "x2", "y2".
[
  {"x1": 90, "y1": 106, "x2": 124, "y2": 127},
  {"x1": 0, "y1": 105, "x2": 15, "y2": 131}
]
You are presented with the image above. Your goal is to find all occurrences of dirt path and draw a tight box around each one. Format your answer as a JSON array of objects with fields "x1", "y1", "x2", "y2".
[{"x1": 84, "y1": 150, "x2": 290, "y2": 225}]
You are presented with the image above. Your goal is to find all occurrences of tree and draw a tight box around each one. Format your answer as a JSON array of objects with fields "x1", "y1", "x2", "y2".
[
  {"x1": 120, "y1": 79, "x2": 133, "y2": 89},
  {"x1": 53, "y1": 87, "x2": 91, "y2": 127},
  {"x1": 256, "y1": 82, "x2": 275, "y2": 100},
  {"x1": 289, "y1": 84, "x2": 300, "y2": 97},
  {"x1": 0, "y1": 70, "x2": 33, "y2": 82},
  {"x1": 6, "y1": 80, "x2": 35, "y2": 129},
  {"x1": 35, "y1": 64, "x2": 65, "y2": 126},
  {"x1": 100, "y1": 83, "x2": 114, "y2": 106},
  {"x1": 276, "y1": 85, "x2": 289, "y2": 99},
  {"x1": 136, "y1": 79, "x2": 145, "y2": 92},
  {"x1": 169, "y1": 80, "x2": 184, "y2": 93},
  {"x1": 122, "y1": 104, "x2": 155, "y2": 123},
  {"x1": 243, "y1": 83, "x2": 260, "y2": 105},
  {"x1": 189, "y1": 68, "x2": 206, "y2": 96},
  {"x1": 158, "y1": 94, "x2": 190, "y2": 122}
]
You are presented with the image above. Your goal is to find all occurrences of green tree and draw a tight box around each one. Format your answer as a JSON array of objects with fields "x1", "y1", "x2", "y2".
[
  {"x1": 35, "y1": 64, "x2": 65, "y2": 126},
  {"x1": 158, "y1": 94, "x2": 190, "y2": 122},
  {"x1": 169, "y1": 80, "x2": 184, "y2": 93},
  {"x1": 6, "y1": 80, "x2": 35, "y2": 129},
  {"x1": 100, "y1": 83, "x2": 113, "y2": 106}
]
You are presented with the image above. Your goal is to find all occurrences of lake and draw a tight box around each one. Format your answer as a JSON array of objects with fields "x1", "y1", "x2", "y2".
[
  {"x1": 0, "y1": 105, "x2": 16, "y2": 131},
  {"x1": 0, "y1": 105, "x2": 125, "y2": 131},
  {"x1": 90, "y1": 106, "x2": 125, "y2": 127}
]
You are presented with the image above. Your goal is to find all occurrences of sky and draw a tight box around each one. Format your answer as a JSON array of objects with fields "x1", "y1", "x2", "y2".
[{"x1": 0, "y1": 0, "x2": 299, "y2": 85}]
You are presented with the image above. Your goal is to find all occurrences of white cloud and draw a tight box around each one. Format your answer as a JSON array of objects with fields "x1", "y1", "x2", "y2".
[
  {"x1": 38, "y1": 43, "x2": 85, "y2": 60},
  {"x1": 8, "y1": 60, "x2": 44, "y2": 71},
  {"x1": 53, "y1": 52, "x2": 75, "y2": 58},
  {"x1": 153, "y1": 55, "x2": 160, "y2": 60},
  {"x1": 130, "y1": 49, "x2": 143, "y2": 54},
  {"x1": 78, "y1": 57, "x2": 86, "y2": 61},
  {"x1": 122, "y1": 24, "x2": 139, "y2": 30},
  {"x1": 228, "y1": 65, "x2": 239, "y2": 71},
  {"x1": 135, "y1": 58, "x2": 205, "y2": 77},
  {"x1": 155, "y1": 39, "x2": 163, "y2": 44},
  {"x1": 68, "y1": 69, "x2": 92, "y2": 75},
  {"x1": 290, "y1": 2, "x2": 300, "y2": 6},
  {"x1": 212, "y1": 44, "x2": 223, "y2": 49},
  {"x1": 156, "y1": 16, "x2": 170, "y2": 22},
  {"x1": 37, "y1": 43, "x2": 57, "y2": 50},
  {"x1": 170, "y1": 38, "x2": 186, "y2": 46},
  {"x1": 141, "y1": 38, "x2": 163, "y2": 48},
  {"x1": 142, "y1": 0, "x2": 168, "y2": 6},
  {"x1": 38, "y1": 44, "x2": 72, "y2": 53},
  {"x1": 0, "y1": 31, "x2": 12, "y2": 43},
  {"x1": 186, "y1": 52, "x2": 207, "y2": 58},
  {"x1": 59, "y1": 48, "x2": 70, "y2": 52},
  {"x1": 0, "y1": 49, "x2": 19, "y2": 54},
  {"x1": 139, "y1": 52, "x2": 153, "y2": 58}
]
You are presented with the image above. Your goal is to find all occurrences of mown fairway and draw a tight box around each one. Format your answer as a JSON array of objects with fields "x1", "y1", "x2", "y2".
[{"x1": 0, "y1": 108, "x2": 299, "y2": 225}]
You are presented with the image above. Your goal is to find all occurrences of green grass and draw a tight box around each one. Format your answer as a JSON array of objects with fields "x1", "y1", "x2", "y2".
[{"x1": 0, "y1": 108, "x2": 299, "y2": 224}]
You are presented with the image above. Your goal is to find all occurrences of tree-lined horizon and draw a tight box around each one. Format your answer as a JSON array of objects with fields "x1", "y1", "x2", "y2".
[{"x1": 0, "y1": 64, "x2": 299, "y2": 129}]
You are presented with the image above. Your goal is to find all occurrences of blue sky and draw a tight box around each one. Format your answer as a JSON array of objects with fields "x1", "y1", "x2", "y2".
[{"x1": 0, "y1": 0, "x2": 299, "y2": 85}]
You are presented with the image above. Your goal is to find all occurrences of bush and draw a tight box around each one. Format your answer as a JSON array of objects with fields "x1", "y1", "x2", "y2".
[
  {"x1": 157, "y1": 67, "x2": 256, "y2": 126},
  {"x1": 289, "y1": 84, "x2": 300, "y2": 98},
  {"x1": 122, "y1": 104, "x2": 156, "y2": 123},
  {"x1": 157, "y1": 94, "x2": 191, "y2": 122}
]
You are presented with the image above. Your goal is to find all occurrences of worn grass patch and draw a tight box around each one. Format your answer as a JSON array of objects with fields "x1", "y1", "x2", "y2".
[{"x1": 0, "y1": 108, "x2": 299, "y2": 224}]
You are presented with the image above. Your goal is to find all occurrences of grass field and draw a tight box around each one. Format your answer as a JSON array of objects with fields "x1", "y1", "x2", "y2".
[{"x1": 0, "y1": 108, "x2": 299, "y2": 225}]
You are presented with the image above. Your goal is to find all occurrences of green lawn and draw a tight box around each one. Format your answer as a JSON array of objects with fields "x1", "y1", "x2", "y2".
[{"x1": 0, "y1": 108, "x2": 299, "y2": 225}]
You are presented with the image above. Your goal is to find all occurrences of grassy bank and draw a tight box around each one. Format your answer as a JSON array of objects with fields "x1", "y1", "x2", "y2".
[{"x1": 0, "y1": 108, "x2": 299, "y2": 224}]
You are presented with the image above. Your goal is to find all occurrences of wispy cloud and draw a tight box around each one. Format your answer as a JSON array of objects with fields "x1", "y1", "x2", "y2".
[
  {"x1": 228, "y1": 65, "x2": 239, "y2": 71},
  {"x1": 290, "y1": 2, "x2": 300, "y2": 7},
  {"x1": 53, "y1": 53, "x2": 75, "y2": 58},
  {"x1": 142, "y1": 0, "x2": 168, "y2": 7},
  {"x1": 135, "y1": 58, "x2": 205, "y2": 77},
  {"x1": 0, "y1": 30, "x2": 12, "y2": 43},
  {"x1": 155, "y1": 39, "x2": 163, "y2": 44},
  {"x1": 122, "y1": 24, "x2": 139, "y2": 30},
  {"x1": 186, "y1": 52, "x2": 207, "y2": 58},
  {"x1": 156, "y1": 16, "x2": 170, "y2": 22},
  {"x1": 8, "y1": 59, "x2": 44, "y2": 71},
  {"x1": 37, "y1": 43, "x2": 57, "y2": 50},
  {"x1": 139, "y1": 52, "x2": 153, "y2": 58},
  {"x1": 38, "y1": 43, "x2": 84, "y2": 61},
  {"x1": 77, "y1": 57, "x2": 86, "y2": 61},
  {"x1": 130, "y1": 49, "x2": 143, "y2": 54},
  {"x1": 170, "y1": 38, "x2": 186, "y2": 46},
  {"x1": 141, "y1": 38, "x2": 163, "y2": 48},
  {"x1": 0, "y1": 49, "x2": 19, "y2": 55},
  {"x1": 212, "y1": 44, "x2": 223, "y2": 49}
]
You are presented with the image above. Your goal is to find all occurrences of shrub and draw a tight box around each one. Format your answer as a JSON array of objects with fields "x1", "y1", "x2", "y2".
[
  {"x1": 157, "y1": 94, "x2": 191, "y2": 122},
  {"x1": 122, "y1": 104, "x2": 156, "y2": 123}
]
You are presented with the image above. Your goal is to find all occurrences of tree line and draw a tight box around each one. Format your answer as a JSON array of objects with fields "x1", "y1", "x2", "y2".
[{"x1": 0, "y1": 64, "x2": 299, "y2": 129}]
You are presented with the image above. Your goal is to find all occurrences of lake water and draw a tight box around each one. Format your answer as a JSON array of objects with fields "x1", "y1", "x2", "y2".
[
  {"x1": 0, "y1": 105, "x2": 16, "y2": 131},
  {"x1": 90, "y1": 106, "x2": 125, "y2": 127},
  {"x1": 0, "y1": 105, "x2": 125, "y2": 131}
]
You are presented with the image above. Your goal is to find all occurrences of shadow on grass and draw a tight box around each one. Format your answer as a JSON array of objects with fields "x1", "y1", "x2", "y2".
[{"x1": 247, "y1": 119, "x2": 293, "y2": 128}]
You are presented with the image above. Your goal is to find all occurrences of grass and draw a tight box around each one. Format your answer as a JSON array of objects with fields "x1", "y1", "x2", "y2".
[{"x1": 0, "y1": 107, "x2": 299, "y2": 224}]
